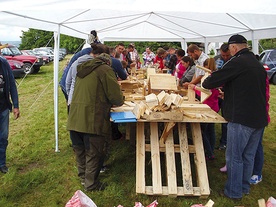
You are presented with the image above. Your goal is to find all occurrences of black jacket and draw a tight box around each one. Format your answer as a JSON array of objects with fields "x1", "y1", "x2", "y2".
[
  {"x1": 202, "y1": 48, "x2": 268, "y2": 128},
  {"x1": 0, "y1": 56, "x2": 19, "y2": 111}
]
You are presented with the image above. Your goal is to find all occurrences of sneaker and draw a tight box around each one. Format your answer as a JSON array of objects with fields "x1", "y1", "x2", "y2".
[
  {"x1": 220, "y1": 165, "x2": 227, "y2": 172},
  {"x1": 0, "y1": 166, "x2": 8, "y2": 174},
  {"x1": 250, "y1": 175, "x2": 262, "y2": 184},
  {"x1": 205, "y1": 155, "x2": 215, "y2": 161},
  {"x1": 218, "y1": 145, "x2": 227, "y2": 150},
  {"x1": 100, "y1": 166, "x2": 108, "y2": 173}
]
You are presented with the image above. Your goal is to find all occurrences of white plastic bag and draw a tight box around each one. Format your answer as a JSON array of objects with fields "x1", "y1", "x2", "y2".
[
  {"x1": 267, "y1": 197, "x2": 276, "y2": 207},
  {"x1": 65, "y1": 190, "x2": 97, "y2": 207}
]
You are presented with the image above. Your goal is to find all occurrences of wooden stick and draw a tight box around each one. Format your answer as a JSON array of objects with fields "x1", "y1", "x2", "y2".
[
  {"x1": 258, "y1": 198, "x2": 266, "y2": 207},
  {"x1": 194, "y1": 86, "x2": 212, "y2": 95},
  {"x1": 196, "y1": 65, "x2": 212, "y2": 73},
  {"x1": 160, "y1": 122, "x2": 176, "y2": 144}
]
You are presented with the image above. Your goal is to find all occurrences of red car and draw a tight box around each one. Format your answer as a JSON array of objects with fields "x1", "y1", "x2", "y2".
[
  {"x1": 1, "y1": 45, "x2": 43, "y2": 74},
  {"x1": 21, "y1": 49, "x2": 50, "y2": 65},
  {"x1": 7, "y1": 59, "x2": 25, "y2": 78},
  {"x1": 259, "y1": 49, "x2": 276, "y2": 84}
]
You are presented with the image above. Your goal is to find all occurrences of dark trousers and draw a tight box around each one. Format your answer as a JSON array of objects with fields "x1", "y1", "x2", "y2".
[
  {"x1": 111, "y1": 122, "x2": 122, "y2": 140},
  {"x1": 201, "y1": 123, "x2": 216, "y2": 157},
  {"x1": 70, "y1": 130, "x2": 107, "y2": 190},
  {"x1": 219, "y1": 98, "x2": 227, "y2": 146}
]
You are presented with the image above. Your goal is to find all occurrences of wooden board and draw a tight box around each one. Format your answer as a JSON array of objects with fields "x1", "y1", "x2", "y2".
[
  {"x1": 136, "y1": 122, "x2": 145, "y2": 193},
  {"x1": 148, "y1": 74, "x2": 177, "y2": 93},
  {"x1": 178, "y1": 123, "x2": 193, "y2": 195},
  {"x1": 150, "y1": 122, "x2": 162, "y2": 194},
  {"x1": 191, "y1": 123, "x2": 210, "y2": 196},
  {"x1": 165, "y1": 131, "x2": 178, "y2": 197}
]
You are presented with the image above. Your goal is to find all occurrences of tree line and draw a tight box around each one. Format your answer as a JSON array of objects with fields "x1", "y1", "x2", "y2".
[{"x1": 19, "y1": 29, "x2": 276, "y2": 54}]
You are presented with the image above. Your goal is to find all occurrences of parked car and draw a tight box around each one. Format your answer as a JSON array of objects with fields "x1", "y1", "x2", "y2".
[
  {"x1": 21, "y1": 49, "x2": 50, "y2": 65},
  {"x1": 1, "y1": 45, "x2": 44, "y2": 74},
  {"x1": 7, "y1": 59, "x2": 25, "y2": 78},
  {"x1": 59, "y1": 48, "x2": 67, "y2": 58},
  {"x1": 34, "y1": 47, "x2": 63, "y2": 61},
  {"x1": 33, "y1": 48, "x2": 54, "y2": 62},
  {"x1": 259, "y1": 49, "x2": 276, "y2": 84}
]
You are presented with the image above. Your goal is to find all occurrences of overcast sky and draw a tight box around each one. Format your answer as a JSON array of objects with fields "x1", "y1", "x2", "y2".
[{"x1": 0, "y1": 25, "x2": 28, "y2": 42}]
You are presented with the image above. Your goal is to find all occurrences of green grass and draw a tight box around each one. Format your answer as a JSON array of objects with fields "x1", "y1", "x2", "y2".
[{"x1": 1, "y1": 57, "x2": 275, "y2": 207}]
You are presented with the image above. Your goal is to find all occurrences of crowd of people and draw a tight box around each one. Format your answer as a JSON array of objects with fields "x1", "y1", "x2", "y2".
[
  {"x1": 0, "y1": 31, "x2": 269, "y2": 201},
  {"x1": 60, "y1": 34, "x2": 270, "y2": 199}
]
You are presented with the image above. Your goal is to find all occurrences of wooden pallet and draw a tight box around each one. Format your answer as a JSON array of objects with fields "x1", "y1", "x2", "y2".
[{"x1": 136, "y1": 122, "x2": 210, "y2": 198}]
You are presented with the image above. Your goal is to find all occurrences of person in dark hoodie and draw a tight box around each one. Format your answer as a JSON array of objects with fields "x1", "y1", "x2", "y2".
[
  {"x1": 0, "y1": 53, "x2": 20, "y2": 174},
  {"x1": 67, "y1": 44, "x2": 124, "y2": 191}
]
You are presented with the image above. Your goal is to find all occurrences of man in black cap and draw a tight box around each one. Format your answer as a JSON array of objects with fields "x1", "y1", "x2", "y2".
[{"x1": 202, "y1": 34, "x2": 268, "y2": 200}]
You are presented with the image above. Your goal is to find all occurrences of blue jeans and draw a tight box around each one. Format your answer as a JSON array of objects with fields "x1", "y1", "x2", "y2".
[
  {"x1": 253, "y1": 129, "x2": 265, "y2": 176},
  {"x1": 0, "y1": 109, "x2": 9, "y2": 167},
  {"x1": 224, "y1": 122, "x2": 264, "y2": 198}
]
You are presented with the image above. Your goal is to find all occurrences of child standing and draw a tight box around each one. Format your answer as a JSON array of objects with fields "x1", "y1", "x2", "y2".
[{"x1": 189, "y1": 58, "x2": 219, "y2": 160}]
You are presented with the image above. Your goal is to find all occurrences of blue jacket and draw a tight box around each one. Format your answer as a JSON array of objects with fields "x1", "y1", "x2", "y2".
[
  {"x1": 0, "y1": 56, "x2": 19, "y2": 110},
  {"x1": 111, "y1": 57, "x2": 127, "y2": 80},
  {"x1": 59, "y1": 47, "x2": 92, "y2": 90}
]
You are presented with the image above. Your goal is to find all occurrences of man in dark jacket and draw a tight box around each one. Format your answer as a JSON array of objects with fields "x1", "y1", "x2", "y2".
[
  {"x1": 0, "y1": 54, "x2": 20, "y2": 174},
  {"x1": 67, "y1": 44, "x2": 124, "y2": 191},
  {"x1": 202, "y1": 34, "x2": 268, "y2": 200}
]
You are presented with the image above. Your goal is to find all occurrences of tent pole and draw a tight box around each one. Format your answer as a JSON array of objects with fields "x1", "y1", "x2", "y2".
[
  {"x1": 204, "y1": 38, "x2": 208, "y2": 54},
  {"x1": 54, "y1": 26, "x2": 61, "y2": 152},
  {"x1": 251, "y1": 31, "x2": 259, "y2": 55},
  {"x1": 180, "y1": 39, "x2": 187, "y2": 53}
]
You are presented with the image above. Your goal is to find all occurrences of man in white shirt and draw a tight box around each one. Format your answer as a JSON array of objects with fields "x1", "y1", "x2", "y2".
[{"x1": 183, "y1": 44, "x2": 209, "y2": 88}]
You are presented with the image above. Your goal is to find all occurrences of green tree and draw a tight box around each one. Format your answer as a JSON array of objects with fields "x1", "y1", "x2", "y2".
[
  {"x1": 259, "y1": 38, "x2": 276, "y2": 53},
  {"x1": 19, "y1": 29, "x2": 54, "y2": 49},
  {"x1": 19, "y1": 29, "x2": 84, "y2": 53}
]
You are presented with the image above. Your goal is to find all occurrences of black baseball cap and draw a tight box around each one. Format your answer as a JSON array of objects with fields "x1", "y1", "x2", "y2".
[{"x1": 228, "y1": 34, "x2": 247, "y2": 45}]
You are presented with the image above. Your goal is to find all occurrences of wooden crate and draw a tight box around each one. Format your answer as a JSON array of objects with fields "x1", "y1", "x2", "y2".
[
  {"x1": 136, "y1": 122, "x2": 210, "y2": 198},
  {"x1": 148, "y1": 74, "x2": 178, "y2": 94}
]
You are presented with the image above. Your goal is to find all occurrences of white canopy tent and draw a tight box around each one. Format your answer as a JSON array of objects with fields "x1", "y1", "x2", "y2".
[{"x1": 1, "y1": 0, "x2": 276, "y2": 151}]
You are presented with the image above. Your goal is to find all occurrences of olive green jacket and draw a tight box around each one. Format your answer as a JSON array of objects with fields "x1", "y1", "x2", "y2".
[{"x1": 67, "y1": 57, "x2": 124, "y2": 137}]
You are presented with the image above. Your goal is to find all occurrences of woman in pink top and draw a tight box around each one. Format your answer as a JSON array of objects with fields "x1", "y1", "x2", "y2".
[
  {"x1": 174, "y1": 49, "x2": 186, "y2": 79},
  {"x1": 190, "y1": 58, "x2": 219, "y2": 160}
]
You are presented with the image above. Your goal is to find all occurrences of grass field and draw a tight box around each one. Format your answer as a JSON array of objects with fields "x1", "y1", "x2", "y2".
[{"x1": 0, "y1": 57, "x2": 275, "y2": 207}]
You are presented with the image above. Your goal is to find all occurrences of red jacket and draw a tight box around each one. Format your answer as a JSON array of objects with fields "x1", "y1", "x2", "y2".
[{"x1": 154, "y1": 56, "x2": 164, "y2": 69}]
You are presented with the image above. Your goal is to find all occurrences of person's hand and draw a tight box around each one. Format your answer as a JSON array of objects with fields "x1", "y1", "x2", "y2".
[
  {"x1": 183, "y1": 82, "x2": 190, "y2": 89},
  {"x1": 13, "y1": 108, "x2": 20, "y2": 120},
  {"x1": 218, "y1": 90, "x2": 224, "y2": 99},
  {"x1": 188, "y1": 83, "x2": 196, "y2": 90}
]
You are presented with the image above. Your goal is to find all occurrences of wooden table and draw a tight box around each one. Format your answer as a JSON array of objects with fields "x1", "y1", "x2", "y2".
[{"x1": 113, "y1": 83, "x2": 227, "y2": 197}]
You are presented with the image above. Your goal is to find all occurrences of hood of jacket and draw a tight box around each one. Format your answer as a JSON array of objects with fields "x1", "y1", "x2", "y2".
[
  {"x1": 76, "y1": 54, "x2": 93, "y2": 65},
  {"x1": 77, "y1": 54, "x2": 111, "y2": 78}
]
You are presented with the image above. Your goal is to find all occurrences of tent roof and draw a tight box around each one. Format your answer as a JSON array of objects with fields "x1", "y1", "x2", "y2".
[
  {"x1": 1, "y1": 0, "x2": 276, "y2": 43},
  {"x1": 1, "y1": 0, "x2": 275, "y2": 152}
]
